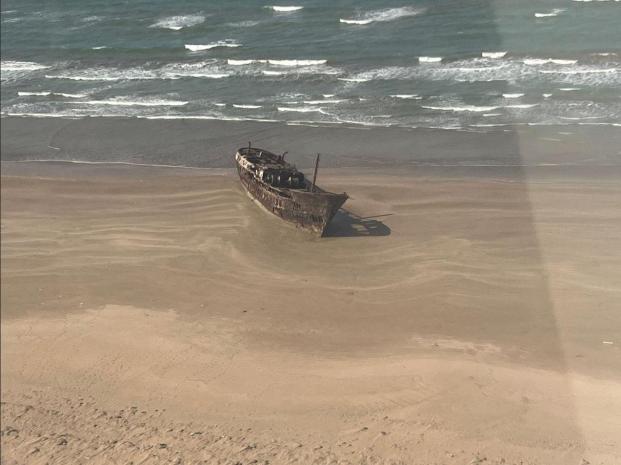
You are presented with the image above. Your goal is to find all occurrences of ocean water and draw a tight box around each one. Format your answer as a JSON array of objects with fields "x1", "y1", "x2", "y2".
[{"x1": 1, "y1": 0, "x2": 620, "y2": 130}]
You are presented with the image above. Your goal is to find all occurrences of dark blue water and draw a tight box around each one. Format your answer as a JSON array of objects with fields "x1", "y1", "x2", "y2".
[{"x1": 2, "y1": 0, "x2": 620, "y2": 129}]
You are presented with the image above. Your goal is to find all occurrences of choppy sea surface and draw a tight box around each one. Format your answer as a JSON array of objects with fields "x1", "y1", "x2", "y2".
[{"x1": 1, "y1": 0, "x2": 620, "y2": 131}]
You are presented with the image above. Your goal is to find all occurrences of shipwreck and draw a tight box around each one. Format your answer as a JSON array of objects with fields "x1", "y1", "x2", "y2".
[{"x1": 235, "y1": 144, "x2": 348, "y2": 236}]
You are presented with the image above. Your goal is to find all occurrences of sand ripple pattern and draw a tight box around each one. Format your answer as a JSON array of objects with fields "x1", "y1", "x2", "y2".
[{"x1": 1, "y1": 173, "x2": 246, "y2": 278}]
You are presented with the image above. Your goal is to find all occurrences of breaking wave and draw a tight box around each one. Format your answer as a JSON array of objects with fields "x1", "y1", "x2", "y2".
[
  {"x1": 227, "y1": 20, "x2": 261, "y2": 28},
  {"x1": 482, "y1": 51, "x2": 507, "y2": 59},
  {"x1": 2, "y1": 60, "x2": 50, "y2": 71},
  {"x1": 150, "y1": 14, "x2": 205, "y2": 30},
  {"x1": 523, "y1": 58, "x2": 577, "y2": 65},
  {"x1": 390, "y1": 94, "x2": 421, "y2": 99},
  {"x1": 505, "y1": 104, "x2": 539, "y2": 109},
  {"x1": 302, "y1": 99, "x2": 347, "y2": 104},
  {"x1": 340, "y1": 6, "x2": 424, "y2": 25},
  {"x1": 269, "y1": 59, "x2": 327, "y2": 66},
  {"x1": 232, "y1": 104, "x2": 262, "y2": 109},
  {"x1": 266, "y1": 6, "x2": 303, "y2": 12},
  {"x1": 419, "y1": 56, "x2": 442, "y2": 63},
  {"x1": 227, "y1": 58, "x2": 328, "y2": 66},
  {"x1": 340, "y1": 18, "x2": 372, "y2": 25},
  {"x1": 277, "y1": 106, "x2": 326, "y2": 113},
  {"x1": 18, "y1": 91, "x2": 51, "y2": 96},
  {"x1": 338, "y1": 77, "x2": 370, "y2": 82},
  {"x1": 75, "y1": 98, "x2": 189, "y2": 107},
  {"x1": 535, "y1": 9, "x2": 566, "y2": 18},
  {"x1": 228, "y1": 59, "x2": 256, "y2": 65},
  {"x1": 18, "y1": 91, "x2": 86, "y2": 98},
  {"x1": 185, "y1": 41, "x2": 241, "y2": 51},
  {"x1": 347, "y1": 57, "x2": 620, "y2": 87},
  {"x1": 422, "y1": 105, "x2": 499, "y2": 112}
]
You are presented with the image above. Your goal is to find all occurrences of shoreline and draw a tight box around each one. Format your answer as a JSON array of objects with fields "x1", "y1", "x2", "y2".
[
  {"x1": 2, "y1": 116, "x2": 621, "y2": 170},
  {"x1": 3, "y1": 159, "x2": 621, "y2": 186}
]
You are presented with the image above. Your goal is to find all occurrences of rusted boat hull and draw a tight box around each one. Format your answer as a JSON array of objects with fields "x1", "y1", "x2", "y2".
[{"x1": 236, "y1": 160, "x2": 347, "y2": 236}]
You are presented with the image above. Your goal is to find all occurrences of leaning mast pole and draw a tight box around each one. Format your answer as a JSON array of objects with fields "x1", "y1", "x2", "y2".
[{"x1": 311, "y1": 153, "x2": 320, "y2": 192}]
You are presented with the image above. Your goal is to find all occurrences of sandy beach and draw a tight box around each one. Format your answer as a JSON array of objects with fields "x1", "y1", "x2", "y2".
[{"x1": 2, "y1": 129, "x2": 620, "y2": 464}]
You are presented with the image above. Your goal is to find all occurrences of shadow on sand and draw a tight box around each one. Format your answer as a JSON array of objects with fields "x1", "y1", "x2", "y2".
[{"x1": 324, "y1": 210, "x2": 392, "y2": 237}]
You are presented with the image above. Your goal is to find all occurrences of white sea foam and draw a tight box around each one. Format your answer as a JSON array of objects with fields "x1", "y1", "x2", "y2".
[
  {"x1": 44, "y1": 75, "x2": 115, "y2": 81},
  {"x1": 150, "y1": 14, "x2": 205, "y2": 30},
  {"x1": 340, "y1": 7, "x2": 424, "y2": 25},
  {"x1": 214, "y1": 103, "x2": 226, "y2": 107},
  {"x1": 82, "y1": 15, "x2": 102, "y2": 23},
  {"x1": 228, "y1": 59, "x2": 255, "y2": 65},
  {"x1": 540, "y1": 68, "x2": 615, "y2": 74},
  {"x1": 18, "y1": 91, "x2": 86, "y2": 98},
  {"x1": 523, "y1": 58, "x2": 578, "y2": 65},
  {"x1": 2, "y1": 60, "x2": 50, "y2": 71},
  {"x1": 338, "y1": 57, "x2": 619, "y2": 87},
  {"x1": 168, "y1": 72, "x2": 230, "y2": 79},
  {"x1": 227, "y1": 20, "x2": 261, "y2": 28},
  {"x1": 559, "y1": 87, "x2": 580, "y2": 91},
  {"x1": 339, "y1": 19, "x2": 372, "y2": 25},
  {"x1": 266, "y1": 6, "x2": 304, "y2": 12},
  {"x1": 560, "y1": 116, "x2": 605, "y2": 120},
  {"x1": 45, "y1": 71, "x2": 158, "y2": 81},
  {"x1": 419, "y1": 56, "x2": 442, "y2": 63},
  {"x1": 323, "y1": 94, "x2": 335, "y2": 98},
  {"x1": 75, "y1": 98, "x2": 188, "y2": 107},
  {"x1": 543, "y1": 93, "x2": 553, "y2": 98},
  {"x1": 143, "y1": 115, "x2": 279, "y2": 124},
  {"x1": 268, "y1": 59, "x2": 327, "y2": 66},
  {"x1": 277, "y1": 106, "x2": 326, "y2": 113},
  {"x1": 338, "y1": 77, "x2": 370, "y2": 82},
  {"x1": 505, "y1": 104, "x2": 538, "y2": 109},
  {"x1": 502, "y1": 93, "x2": 524, "y2": 98},
  {"x1": 160, "y1": 62, "x2": 231, "y2": 79},
  {"x1": 390, "y1": 94, "x2": 421, "y2": 99},
  {"x1": 423, "y1": 105, "x2": 499, "y2": 112},
  {"x1": 482, "y1": 51, "x2": 507, "y2": 59},
  {"x1": 185, "y1": 44, "x2": 212, "y2": 52},
  {"x1": 469, "y1": 124, "x2": 512, "y2": 129},
  {"x1": 534, "y1": 8, "x2": 566, "y2": 18},
  {"x1": 56, "y1": 93, "x2": 87, "y2": 98},
  {"x1": 4, "y1": 112, "x2": 82, "y2": 119},
  {"x1": 185, "y1": 41, "x2": 240, "y2": 51},
  {"x1": 232, "y1": 104, "x2": 262, "y2": 109},
  {"x1": 303, "y1": 99, "x2": 346, "y2": 104},
  {"x1": 40, "y1": 60, "x2": 336, "y2": 83},
  {"x1": 18, "y1": 91, "x2": 51, "y2": 96}
]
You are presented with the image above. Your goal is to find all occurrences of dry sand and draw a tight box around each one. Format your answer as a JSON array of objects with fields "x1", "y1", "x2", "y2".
[{"x1": 1, "y1": 161, "x2": 620, "y2": 464}]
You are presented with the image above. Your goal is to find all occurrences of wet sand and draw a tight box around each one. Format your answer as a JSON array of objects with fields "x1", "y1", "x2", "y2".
[
  {"x1": 2, "y1": 159, "x2": 620, "y2": 464},
  {"x1": 2, "y1": 116, "x2": 621, "y2": 169}
]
